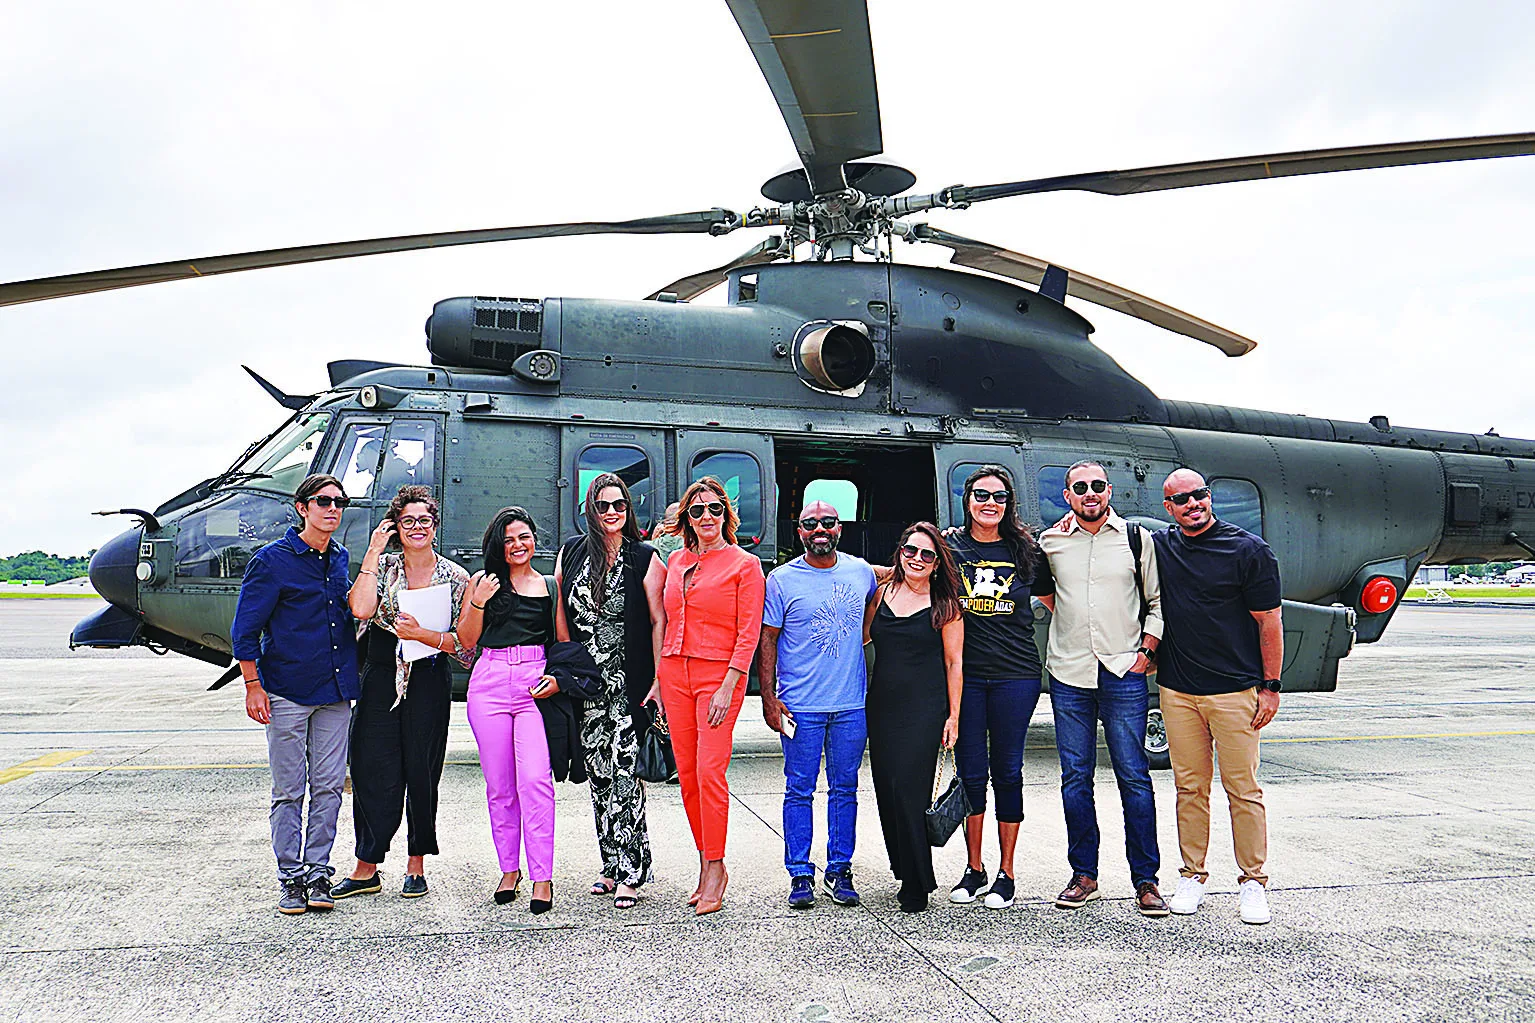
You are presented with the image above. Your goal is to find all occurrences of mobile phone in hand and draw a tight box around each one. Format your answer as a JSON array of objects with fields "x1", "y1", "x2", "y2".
[{"x1": 780, "y1": 710, "x2": 797, "y2": 739}]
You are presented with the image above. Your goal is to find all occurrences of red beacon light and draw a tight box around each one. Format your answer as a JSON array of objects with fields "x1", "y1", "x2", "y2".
[{"x1": 1360, "y1": 576, "x2": 1399, "y2": 614}]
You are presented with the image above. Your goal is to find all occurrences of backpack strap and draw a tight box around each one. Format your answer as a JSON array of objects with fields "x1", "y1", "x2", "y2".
[{"x1": 1126, "y1": 524, "x2": 1149, "y2": 627}]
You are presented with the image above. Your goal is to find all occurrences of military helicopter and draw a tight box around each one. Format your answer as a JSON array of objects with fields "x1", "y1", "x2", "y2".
[{"x1": 5, "y1": 1, "x2": 1533, "y2": 766}]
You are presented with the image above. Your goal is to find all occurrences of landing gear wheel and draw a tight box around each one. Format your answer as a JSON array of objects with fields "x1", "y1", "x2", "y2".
[{"x1": 1145, "y1": 707, "x2": 1171, "y2": 771}]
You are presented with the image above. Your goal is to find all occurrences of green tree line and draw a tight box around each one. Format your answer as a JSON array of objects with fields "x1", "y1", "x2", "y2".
[{"x1": 0, "y1": 552, "x2": 93, "y2": 585}]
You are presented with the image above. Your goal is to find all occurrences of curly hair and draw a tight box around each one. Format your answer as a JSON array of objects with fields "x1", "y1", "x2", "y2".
[
  {"x1": 674, "y1": 476, "x2": 738, "y2": 551},
  {"x1": 386, "y1": 484, "x2": 438, "y2": 525}
]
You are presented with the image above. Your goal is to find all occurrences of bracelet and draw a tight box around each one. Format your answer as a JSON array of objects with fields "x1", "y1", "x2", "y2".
[
  {"x1": 471, "y1": 602, "x2": 486, "y2": 610},
  {"x1": 358, "y1": 569, "x2": 376, "y2": 577}
]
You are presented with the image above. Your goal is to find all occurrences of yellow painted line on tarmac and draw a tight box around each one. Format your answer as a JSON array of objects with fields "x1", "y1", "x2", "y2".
[{"x1": 0, "y1": 749, "x2": 92, "y2": 785}]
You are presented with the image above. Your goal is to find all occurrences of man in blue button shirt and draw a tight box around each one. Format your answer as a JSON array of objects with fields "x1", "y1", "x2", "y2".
[{"x1": 233, "y1": 473, "x2": 362, "y2": 915}]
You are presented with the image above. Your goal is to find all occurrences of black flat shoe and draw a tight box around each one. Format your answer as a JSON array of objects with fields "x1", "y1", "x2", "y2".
[
  {"x1": 331, "y1": 873, "x2": 382, "y2": 900},
  {"x1": 401, "y1": 874, "x2": 428, "y2": 898},
  {"x1": 494, "y1": 874, "x2": 521, "y2": 905},
  {"x1": 530, "y1": 882, "x2": 554, "y2": 915}
]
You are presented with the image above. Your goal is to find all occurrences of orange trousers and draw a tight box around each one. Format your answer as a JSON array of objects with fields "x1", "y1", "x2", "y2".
[{"x1": 657, "y1": 655, "x2": 746, "y2": 860}]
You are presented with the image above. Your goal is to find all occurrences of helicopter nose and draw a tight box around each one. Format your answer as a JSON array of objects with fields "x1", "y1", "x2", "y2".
[{"x1": 89, "y1": 526, "x2": 142, "y2": 611}]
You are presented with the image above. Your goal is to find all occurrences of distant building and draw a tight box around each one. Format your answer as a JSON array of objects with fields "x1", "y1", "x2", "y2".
[
  {"x1": 1414, "y1": 566, "x2": 1450, "y2": 584},
  {"x1": 1507, "y1": 564, "x2": 1535, "y2": 582}
]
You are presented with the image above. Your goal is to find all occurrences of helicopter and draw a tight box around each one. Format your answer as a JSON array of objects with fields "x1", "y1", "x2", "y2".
[{"x1": 4, "y1": 1, "x2": 1534, "y2": 767}]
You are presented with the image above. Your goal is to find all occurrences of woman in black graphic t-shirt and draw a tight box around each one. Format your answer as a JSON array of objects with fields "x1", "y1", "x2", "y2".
[{"x1": 942, "y1": 465, "x2": 1054, "y2": 911}]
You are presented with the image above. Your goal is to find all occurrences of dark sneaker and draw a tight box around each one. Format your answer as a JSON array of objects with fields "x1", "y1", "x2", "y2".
[
  {"x1": 1136, "y1": 881, "x2": 1170, "y2": 917},
  {"x1": 332, "y1": 873, "x2": 383, "y2": 900},
  {"x1": 949, "y1": 865, "x2": 988, "y2": 905},
  {"x1": 305, "y1": 876, "x2": 335, "y2": 911},
  {"x1": 278, "y1": 879, "x2": 308, "y2": 915},
  {"x1": 1055, "y1": 873, "x2": 1101, "y2": 908},
  {"x1": 983, "y1": 871, "x2": 1015, "y2": 909},
  {"x1": 401, "y1": 874, "x2": 428, "y2": 898},
  {"x1": 788, "y1": 875, "x2": 816, "y2": 910},
  {"x1": 823, "y1": 869, "x2": 861, "y2": 907}
]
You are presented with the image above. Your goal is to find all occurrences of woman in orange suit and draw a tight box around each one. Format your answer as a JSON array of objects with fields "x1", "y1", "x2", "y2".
[{"x1": 654, "y1": 476, "x2": 765, "y2": 915}]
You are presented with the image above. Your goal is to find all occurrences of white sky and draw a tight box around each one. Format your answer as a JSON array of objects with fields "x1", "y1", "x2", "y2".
[{"x1": 2, "y1": 0, "x2": 1531, "y2": 556}]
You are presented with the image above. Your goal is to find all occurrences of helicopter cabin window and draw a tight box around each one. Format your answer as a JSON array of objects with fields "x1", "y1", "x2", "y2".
[
  {"x1": 690, "y1": 450, "x2": 763, "y2": 548},
  {"x1": 330, "y1": 422, "x2": 387, "y2": 500},
  {"x1": 377, "y1": 419, "x2": 437, "y2": 493},
  {"x1": 576, "y1": 445, "x2": 654, "y2": 534},
  {"x1": 1036, "y1": 465, "x2": 1072, "y2": 527},
  {"x1": 174, "y1": 492, "x2": 299, "y2": 579},
  {"x1": 1210, "y1": 477, "x2": 1263, "y2": 537},
  {"x1": 235, "y1": 411, "x2": 332, "y2": 496},
  {"x1": 949, "y1": 461, "x2": 1028, "y2": 527},
  {"x1": 802, "y1": 479, "x2": 858, "y2": 521}
]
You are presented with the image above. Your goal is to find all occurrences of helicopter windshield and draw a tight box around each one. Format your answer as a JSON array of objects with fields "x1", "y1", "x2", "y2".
[{"x1": 230, "y1": 411, "x2": 333, "y2": 496}]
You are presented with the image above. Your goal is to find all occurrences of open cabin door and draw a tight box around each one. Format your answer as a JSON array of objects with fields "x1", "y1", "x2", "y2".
[{"x1": 675, "y1": 430, "x2": 776, "y2": 559}]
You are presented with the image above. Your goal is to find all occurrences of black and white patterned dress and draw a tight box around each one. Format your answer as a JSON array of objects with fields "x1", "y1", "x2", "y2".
[{"x1": 569, "y1": 553, "x2": 653, "y2": 887}]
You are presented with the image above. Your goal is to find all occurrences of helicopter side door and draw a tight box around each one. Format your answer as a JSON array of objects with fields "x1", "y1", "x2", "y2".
[
  {"x1": 561, "y1": 426, "x2": 667, "y2": 553},
  {"x1": 320, "y1": 413, "x2": 444, "y2": 564},
  {"x1": 676, "y1": 430, "x2": 777, "y2": 559}
]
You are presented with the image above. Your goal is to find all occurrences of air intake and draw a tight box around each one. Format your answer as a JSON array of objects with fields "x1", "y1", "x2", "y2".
[{"x1": 425, "y1": 296, "x2": 551, "y2": 373}]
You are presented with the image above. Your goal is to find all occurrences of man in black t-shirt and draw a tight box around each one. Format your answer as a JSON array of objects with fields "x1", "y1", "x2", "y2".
[{"x1": 1153, "y1": 468, "x2": 1283, "y2": 926}]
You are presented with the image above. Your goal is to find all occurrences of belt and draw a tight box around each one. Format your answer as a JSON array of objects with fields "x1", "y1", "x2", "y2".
[{"x1": 477, "y1": 644, "x2": 546, "y2": 664}]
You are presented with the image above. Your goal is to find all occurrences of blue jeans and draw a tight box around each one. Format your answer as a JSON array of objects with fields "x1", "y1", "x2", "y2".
[
  {"x1": 956, "y1": 677, "x2": 1041, "y2": 823},
  {"x1": 1051, "y1": 664, "x2": 1160, "y2": 887},
  {"x1": 780, "y1": 708, "x2": 867, "y2": 878}
]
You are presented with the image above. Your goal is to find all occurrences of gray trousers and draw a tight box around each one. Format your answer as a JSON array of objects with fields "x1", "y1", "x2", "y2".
[{"x1": 267, "y1": 695, "x2": 351, "y2": 882}]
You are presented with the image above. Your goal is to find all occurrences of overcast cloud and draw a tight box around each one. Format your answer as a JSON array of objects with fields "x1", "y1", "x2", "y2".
[{"x1": 1, "y1": 0, "x2": 1531, "y2": 556}]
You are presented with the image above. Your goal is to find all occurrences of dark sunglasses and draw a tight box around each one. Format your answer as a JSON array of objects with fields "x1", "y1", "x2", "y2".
[
  {"x1": 593, "y1": 498, "x2": 629, "y2": 514},
  {"x1": 1167, "y1": 486, "x2": 1212, "y2": 506},
  {"x1": 687, "y1": 501, "x2": 726, "y2": 519},
  {"x1": 307, "y1": 495, "x2": 350, "y2": 509},
  {"x1": 1070, "y1": 479, "x2": 1109, "y2": 495},
  {"x1": 970, "y1": 488, "x2": 1010, "y2": 505},
  {"x1": 798, "y1": 516, "x2": 839, "y2": 531},
  {"x1": 900, "y1": 543, "x2": 938, "y2": 565}
]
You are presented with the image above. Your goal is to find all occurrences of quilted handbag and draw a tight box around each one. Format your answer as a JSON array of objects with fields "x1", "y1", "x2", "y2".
[{"x1": 925, "y1": 746, "x2": 971, "y2": 847}]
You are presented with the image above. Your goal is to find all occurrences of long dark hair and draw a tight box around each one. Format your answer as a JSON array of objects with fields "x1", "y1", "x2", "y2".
[
  {"x1": 481, "y1": 506, "x2": 538, "y2": 585},
  {"x1": 960, "y1": 464, "x2": 1038, "y2": 576},
  {"x1": 890, "y1": 521, "x2": 962, "y2": 629},
  {"x1": 583, "y1": 472, "x2": 642, "y2": 607}
]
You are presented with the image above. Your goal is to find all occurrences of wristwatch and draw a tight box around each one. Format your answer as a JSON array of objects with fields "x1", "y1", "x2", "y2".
[
  {"x1": 1137, "y1": 646, "x2": 1157, "y2": 662},
  {"x1": 1260, "y1": 679, "x2": 1282, "y2": 693}
]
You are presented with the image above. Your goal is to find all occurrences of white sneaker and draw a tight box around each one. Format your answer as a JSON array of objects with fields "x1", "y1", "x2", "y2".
[
  {"x1": 1238, "y1": 880, "x2": 1271, "y2": 925},
  {"x1": 1167, "y1": 876, "x2": 1206, "y2": 915}
]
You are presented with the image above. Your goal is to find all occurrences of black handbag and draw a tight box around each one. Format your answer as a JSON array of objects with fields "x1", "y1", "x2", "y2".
[
  {"x1": 635, "y1": 704, "x2": 676, "y2": 784},
  {"x1": 925, "y1": 746, "x2": 971, "y2": 847}
]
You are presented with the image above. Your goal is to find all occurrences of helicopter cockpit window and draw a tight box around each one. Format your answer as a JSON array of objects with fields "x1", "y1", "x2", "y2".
[
  {"x1": 234, "y1": 412, "x2": 332, "y2": 496},
  {"x1": 175, "y1": 492, "x2": 299, "y2": 579},
  {"x1": 577, "y1": 445, "x2": 654, "y2": 533},
  {"x1": 330, "y1": 422, "x2": 387, "y2": 500},
  {"x1": 377, "y1": 419, "x2": 437, "y2": 493},
  {"x1": 690, "y1": 451, "x2": 763, "y2": 548},
  {"x1": 1210, "y1": 478, "x2": 1263, "y2": 537}
]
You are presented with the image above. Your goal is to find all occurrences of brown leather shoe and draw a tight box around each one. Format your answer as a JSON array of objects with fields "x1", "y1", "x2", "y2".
[
  {"x1": 1054, "y1": 873, "x2": 1100, "y2": 908},
  {"x1": 1136, "y1": 881, "x2": 1170, "y2": 917}
]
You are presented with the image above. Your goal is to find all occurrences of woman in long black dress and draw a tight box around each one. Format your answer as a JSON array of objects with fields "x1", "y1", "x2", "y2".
[{"x1": 864, "y1": 521, "x2": 966, "y2": 912}]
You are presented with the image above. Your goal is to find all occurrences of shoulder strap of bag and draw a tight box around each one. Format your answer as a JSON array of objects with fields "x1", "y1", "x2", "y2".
[
  {"x1": 543, "y1": 573, "x2": 558, "y2": 635},
  {"x1": 1126, "y1": 524, "x2": 1149, "y2": 627}
]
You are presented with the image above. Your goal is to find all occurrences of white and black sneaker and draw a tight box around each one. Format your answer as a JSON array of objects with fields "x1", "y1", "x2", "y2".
[
  {"x1": 983, "y1": 871, "x2": 1015, "y2": 909},
  {"x1": 949, "y1": 865, "x2": 989, "y2": 904}
]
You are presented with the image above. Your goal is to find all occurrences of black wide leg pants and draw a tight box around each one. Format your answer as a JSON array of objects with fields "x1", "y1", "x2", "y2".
[{"x1": 350, "y1": 626, "x2": 452, "y2": 863}]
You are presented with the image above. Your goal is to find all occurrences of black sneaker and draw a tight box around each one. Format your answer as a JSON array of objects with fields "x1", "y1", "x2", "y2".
[
  {"x1": 278, "y1": 879, "x2": 308, "y2": 915},
  {"x1": 823, "y1": 869, "x2": 861, "y2": 907},
  {"x1": 332, "y1": 873, "x2": 383, "y2": 900},
  {"x1": 949, "y1": 865, "x2": 988, "y2": 905},
  {"x1": 788, "y1": 875, "x2": 816, "y2": 910},
  {"x1": 983, "y1": 871, "x2": 1015, "y2": 909},
  {"x1": 306, "y1": 876, "x2": 335, "y2": 911},
  {"x1": 401, "y1": 874, "x2": 428, "y2": 898}
]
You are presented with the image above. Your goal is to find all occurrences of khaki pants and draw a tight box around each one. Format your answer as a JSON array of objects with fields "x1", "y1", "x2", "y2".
[{"x1": 1160, "y1": 686, "x2": 1268, "y2": 885}]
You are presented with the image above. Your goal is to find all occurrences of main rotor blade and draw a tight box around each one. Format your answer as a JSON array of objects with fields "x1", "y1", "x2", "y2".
[
  {"x1": 918, "y1": 227, "x2": 1257, "y2": 357},
  {"x1": 954, "y1": 132, "x2": 1535, "y2": 204},
  {"x1": 0, "y1": 210, "x2": 739, "y2": 308},
  {"x1": 645, "y1": 235, "x2": 786, "y2": 302},
  {"x1": 727, "y1": 0, "x2": 883, "y2": 197}
]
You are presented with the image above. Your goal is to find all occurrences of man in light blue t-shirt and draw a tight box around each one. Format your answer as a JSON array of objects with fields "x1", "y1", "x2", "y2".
[{"x1": 759, "y1": 501, "x2": 879, "y2": 910}]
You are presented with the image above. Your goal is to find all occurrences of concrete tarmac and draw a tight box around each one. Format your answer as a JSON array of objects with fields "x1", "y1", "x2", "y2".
[{"x1": 1, "y1": 601, "x2": 1532, "y2": 1022}]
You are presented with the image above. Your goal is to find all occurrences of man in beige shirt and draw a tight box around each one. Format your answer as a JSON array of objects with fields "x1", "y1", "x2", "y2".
[{"x1": 1037, "y1": 460, "x2": 1167, "y2": 916}]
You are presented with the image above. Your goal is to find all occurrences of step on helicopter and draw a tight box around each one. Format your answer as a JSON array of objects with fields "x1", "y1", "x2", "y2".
[{"x1": 4, "y1": 1, "x2": 1533, "y2": 766}]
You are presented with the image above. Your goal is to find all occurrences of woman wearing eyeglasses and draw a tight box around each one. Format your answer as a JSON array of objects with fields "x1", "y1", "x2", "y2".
[
  {"x1": 337, "y1": 484, "x2": 475, "y2": 902},
  {"x1": 865, "y1": 523, "x2": 965, "y2": 912},
  {"x1": 553, "y1": 473, "x2": 666, "y2": 910},
  {"x1": 943, "y1": 464, "x2": 1055, "y2": 910},
  {"x1": 657, "y1": 476, "x2": 766, "y2": 915}
]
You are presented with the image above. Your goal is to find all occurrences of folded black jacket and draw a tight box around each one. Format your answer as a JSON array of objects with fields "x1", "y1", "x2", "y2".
[{"x1": 536, "y1": 641, "x2": 605, "y2": 784}]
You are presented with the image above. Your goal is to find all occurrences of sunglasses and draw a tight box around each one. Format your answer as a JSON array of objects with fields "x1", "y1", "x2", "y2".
[
  {"x1": 397, "y1": 515, "x2": 434, "y2": 528},
  {"x1": 1167, "y1": 486, "x2": 1212, "y2": 506},
  {"x1": 593, "y1": 498, "x2": 629, "y2": 514},
  {"x1": 970, "y1": 488, "x2": 1010, "y2": 505},
  {"x1": 1070, "y1": 479, "x2": 1109, "y2": 495},
  {"x1": 687, "y1": 501, "x2": 726, "y2": 519},
  {"x1": 307, "y1": 495, "x2": 350, "y2": 509},
  {"x1": 900, "y1": 543, "x2": 938, "y2": 565},
  {"x1": 798, "y1": 516, "x2": 839, "y2": 531}
]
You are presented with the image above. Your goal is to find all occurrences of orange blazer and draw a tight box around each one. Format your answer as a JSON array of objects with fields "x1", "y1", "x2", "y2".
[{"x1": 661, "y1": 545, "x2": 766, "y2": 673}]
